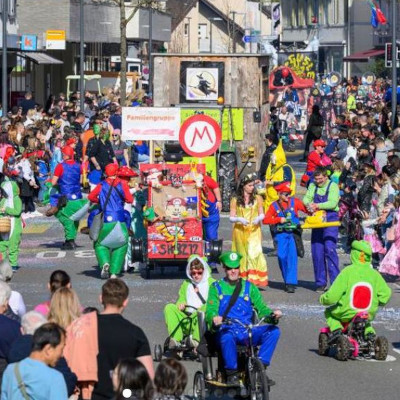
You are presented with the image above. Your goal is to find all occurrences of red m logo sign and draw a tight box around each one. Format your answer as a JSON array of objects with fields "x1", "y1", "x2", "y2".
[{"x1": 190, "y1": 125, "x2": 214, "y2": 147}]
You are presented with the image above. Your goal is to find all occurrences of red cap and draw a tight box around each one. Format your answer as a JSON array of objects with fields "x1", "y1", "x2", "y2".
[
  {"x1": 66, "y1": 138, "x2": 76, "y2": 146},
  {"x1": 117, "y1": 166, "x2": 138, "y2": 178},
  {"x1": 61, "y1": 146, "x2": 74, "y2": 158},
  {"x1": 105, "y1": 163, "x2": 119, "y2": 177},
  {"x1": 274, "y1": 182, "x2": 292, "y2": 194},
  {"x1": 313, "y1": 139, "x2": 326, "y2": 148}
]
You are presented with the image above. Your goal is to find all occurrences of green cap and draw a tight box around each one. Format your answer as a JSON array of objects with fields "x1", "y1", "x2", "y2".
[
  {"x1": 219, "y1": 251, "x2": 242, "y2": 268},
  {"x1": 351, "y1": 240, "x2": 372, "y2": 256},
  {"x1": 143, "y1": 207, "x2": 156, "y2": 222}
]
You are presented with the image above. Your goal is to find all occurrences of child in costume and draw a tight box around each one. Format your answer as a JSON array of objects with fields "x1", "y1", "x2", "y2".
[
  {"x1": 164, "y1": 255, "x2": 214, "y2": 348},
  {"x1": 320, "y1": 240, "x2": 391, "y2": 340},
  {"x1": 88, "y1": 163, "x2": 133, "y2": 279},
  {"x1": 263, "y1": 181, "x2": 308, "y2": 293},
  {"x1": 0, "y1": 173, "x2": 23, "y2": 272}
]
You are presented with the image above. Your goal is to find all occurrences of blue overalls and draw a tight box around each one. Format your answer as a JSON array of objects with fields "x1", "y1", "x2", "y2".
[
  {"x1": 99, "y1": 181, "x2": 126, "y2": 223},
  {"x1": 272, "y1": 198, "x2": 299, "y2": 285},
  {"x1": 311, "y1": 182, "x2": 339, "y2": 287},
  {"x1": 50, "y1": 162, "x2": 82, "y2": 207},
  {"x1": 202, "y1": 194, "x2": 220, "y2": 268},
  {"x1": 215, "y1": 280, "x2": 280, "y2": 370}
]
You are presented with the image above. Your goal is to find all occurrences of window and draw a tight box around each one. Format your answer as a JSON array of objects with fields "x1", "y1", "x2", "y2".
[
  {"x1": 184, "y1": 23, "x2": 189, "y2": 36},
  {"x1": 198, "y1": 23, "x2": 207, "y2": 39}
]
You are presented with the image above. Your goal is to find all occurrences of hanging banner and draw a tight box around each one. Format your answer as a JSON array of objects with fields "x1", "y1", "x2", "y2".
[{"x1": 121, "y1": 107, "x2": 181, "y2": 141}]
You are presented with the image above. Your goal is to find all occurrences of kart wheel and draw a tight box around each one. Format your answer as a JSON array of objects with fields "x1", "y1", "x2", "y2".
[
  {"x1": 374, "y1": 336, "x2": 389, "y2": 361},
  {"x1": 131, "y1": 238, "x2": 145, "y2": 263},
  {"x1": 154, "y1": 344, "x2": 163, "y2": 362},
  {"x1": 219, "y1": 152, "x2": 236, "y2": 212},
  {"x1": 318, "y1": 333, "x2": 330, "y2": 356},
  {"x1": 193, "y1": 371, "x2": 206, "y2": 400},
  {"x1": 249, "y1": 358, "x2": 269, "y2": 400},
  {"x1": 335, "y1": 336, "x2": 350, "y2": 361}
]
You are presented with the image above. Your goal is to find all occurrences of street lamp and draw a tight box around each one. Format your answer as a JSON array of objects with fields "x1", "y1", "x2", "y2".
[
  {"x1": 208, "y1": 17, "x2": 222, "y2": 53},
  {"x1": 2, "y1": 0, "x2": 8, "y2": 116}
]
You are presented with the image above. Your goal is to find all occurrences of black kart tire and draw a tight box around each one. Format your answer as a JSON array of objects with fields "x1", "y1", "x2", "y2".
[
  {"x1": 318, "y1": 333, "x2": 330, "y2": 356},
  {"x1": 219, "y1": 152, "x2": 236, "y2": 212},
  {"x1": 375, "y1": 336, "x2": 389, "y2": 361},
  {"x1": 335, "y1": 336, "x2": 350, "y2": 361},
  {"x1": 193, "y1": 371, "x2": 206, "y2": 400},
  {"x1": 154, "y1": 344, "x2": 163, "y2": 362},
  {"x1": 249, "y1": 358, "x2": 269, "y2": 400}
]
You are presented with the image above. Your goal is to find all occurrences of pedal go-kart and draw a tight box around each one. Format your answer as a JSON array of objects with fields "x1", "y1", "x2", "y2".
[
  {"x1": 154, "y1": 305, "x2": 200, "y2": 362},
  {"x1": 193, "y1": 312, "x2": 278, "y2": 400},
  {"x1": 318, "y1": 311, "x2": 389, "y2": 361}
]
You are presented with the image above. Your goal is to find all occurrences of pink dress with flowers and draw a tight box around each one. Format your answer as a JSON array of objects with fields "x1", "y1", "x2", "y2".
[{"x1": 379, "y1": 208, "x2": 400, "y2": 276}]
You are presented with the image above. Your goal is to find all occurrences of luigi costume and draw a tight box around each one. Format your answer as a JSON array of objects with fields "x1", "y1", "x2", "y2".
[
  {"x1": 263, "y1": 182, "x2": 308, "y2": 293},
  {"x1": 164, "y1": 255, "x2": 215, "y2": 346},
  {"x1": 46, "y1": 146, "x2": 90, "y2": 250},
  {"x1": 320, "y1": 240, "x2": 391, "y2": 338},
  {"x1": 0, "y1": 175, "x2": 23, "y2": 272},
  {"x1": 88, "y1": 163, "x2": 133, "y2": 278},
  {"x1": 206, "y1": 251, "x2": 280, "y2": 384}
]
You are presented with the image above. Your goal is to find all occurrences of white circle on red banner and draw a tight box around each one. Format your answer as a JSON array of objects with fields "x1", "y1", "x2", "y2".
[{"x1": 179, "y1": 114, "x2": 222, "y2": 157}]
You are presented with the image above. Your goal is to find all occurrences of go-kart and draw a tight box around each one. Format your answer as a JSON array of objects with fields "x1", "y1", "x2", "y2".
[
  {"x1": 318, "y1": 311, "x2": 389, "y2": 361},
  {"x1": 193, "y1": 312, "x2": 278, "y2": 400},
  {"x1": 154, "y1": 305, "x2": 200, "y2": 362}
]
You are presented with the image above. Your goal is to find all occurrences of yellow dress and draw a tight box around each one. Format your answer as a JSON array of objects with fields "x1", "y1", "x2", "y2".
[{"x1": 231, "y1": 196, "x2": 268, "y2": 287}]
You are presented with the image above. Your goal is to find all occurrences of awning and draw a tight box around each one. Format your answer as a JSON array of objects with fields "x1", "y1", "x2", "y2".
[
  {"x1": 343, "y1": 48, "x2": 385, "y2": 62},
  {"x1": 17, "y1": 52, "x2": 63, "y2": 65}
]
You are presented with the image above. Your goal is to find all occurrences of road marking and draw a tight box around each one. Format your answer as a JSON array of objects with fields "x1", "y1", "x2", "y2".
[
  {"x1": 361, "y1": 355, "x2": 397, "y2": 363},
  {"x1": 23, "y1": 224, "x2": 51, "y2": 234},
  {"x1": 392, "y1": 348, "x2": 400, "y2": 355}
]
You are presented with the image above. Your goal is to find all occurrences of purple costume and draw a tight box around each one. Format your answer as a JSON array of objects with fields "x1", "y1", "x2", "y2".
[{"x1": 311, "y1": 182, "x2": 339, "y2": 287}]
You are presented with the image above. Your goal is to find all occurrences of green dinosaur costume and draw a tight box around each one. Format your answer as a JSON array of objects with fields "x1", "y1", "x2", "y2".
[
  {"x1": 164, "y1": 255, "x2": 215, "y2": 342},
  {"x1": 320, "y1": 240, "x2": 392, "y2": 335},
  {"x1": 55, "y1": 199, "x2": 90, "y2": 241},
  {"x1": 0, "y1": 179, "x2": 23, "y2": 269}
]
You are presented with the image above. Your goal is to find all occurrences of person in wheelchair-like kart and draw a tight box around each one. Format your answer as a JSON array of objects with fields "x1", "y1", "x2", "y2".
[
  {"x1": 320, "y1": 240, "x2": 391, "y2": 341},
  {"x1": 164, "y1": 255, "x2": 215, "y2": 349},
  {"x1": 205, "y1": 251, "x2": 282, "y2": 385}
]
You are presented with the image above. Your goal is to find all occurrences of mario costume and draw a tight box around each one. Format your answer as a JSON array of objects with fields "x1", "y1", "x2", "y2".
[
  {"x1": 263, "y1": 182, "x2": 308, "y2": 293},
  {"x1": 88, "y1": 163, "x2": 133, "y2": 278},
  {"x1": 0, "y1": 175, "x2": 23, "y2": 272},
  {"x1": 48, "y1": 146, "x2": 90, "y2": 250},
  {"x1": 320, "y1": 241, "x2": 391, "y2": 336},
  {"x1": 304, "y1": 140, "x2": 332, "y2": 184},
  {"x1": 164, "y1": 255, "x2": 215, "y2": 344},
  {"x1": 206, "y1": 251, "x2": 280, "y2": 380}
]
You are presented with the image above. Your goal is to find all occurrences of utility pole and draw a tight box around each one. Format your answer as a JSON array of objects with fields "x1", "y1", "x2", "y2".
[
  {"x1": 149, "y1": 6, "x2": 153, "y2": 95},
  {"x1": 2, "y1": 0, "x2": 8, "y2": 116},
  {"x1": 392, "y1": 0, "x2": 397, "y2": 128},
  {"x1": 79, "y1": 0, "x2": 84, "y2": 111}
]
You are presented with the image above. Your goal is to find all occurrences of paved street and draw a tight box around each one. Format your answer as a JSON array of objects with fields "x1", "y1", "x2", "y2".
[{"x1": 10, "y1": 156, "x2": 400, "y2": 400}]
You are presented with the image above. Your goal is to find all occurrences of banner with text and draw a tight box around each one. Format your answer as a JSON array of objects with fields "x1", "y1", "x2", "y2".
[{"x1": 122, "y1": 107, "x2": 181, "y2": 141}]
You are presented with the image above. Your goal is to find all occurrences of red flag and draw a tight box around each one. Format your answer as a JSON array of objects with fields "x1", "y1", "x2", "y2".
[{"x1": 374, "y1": 1, "x2": 387, "y2": 24}]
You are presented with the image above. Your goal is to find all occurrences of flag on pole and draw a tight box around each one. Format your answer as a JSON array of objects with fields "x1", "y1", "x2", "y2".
[{"x1": 368, "y1": 1, "x2": 387, "y2": 27}]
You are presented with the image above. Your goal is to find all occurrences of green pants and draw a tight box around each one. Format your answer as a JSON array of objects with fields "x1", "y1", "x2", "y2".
[
  {"x1": 325, "y1": 308, "x2": 375, "y2": 335},
  {"x1": 95, "y1": 221, "x2": 129, "y2": 275},
  {"x1": 164, "y1": 303, "x2": 200, "y2": 342},
  {"x1": 56, "y1": 199, "x2": 89, "y2": 241},
  {"x1": 0, "y1": 217, "x2": 22, "y2": 267}
]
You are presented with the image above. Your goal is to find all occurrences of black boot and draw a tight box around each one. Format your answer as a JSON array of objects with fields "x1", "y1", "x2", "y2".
[
  {"x1": 61, "y1": 240, "x2": 76, "y2": 250},
  {"x1": 285, "y1": 284, "x2": 295, "y2": 293}
]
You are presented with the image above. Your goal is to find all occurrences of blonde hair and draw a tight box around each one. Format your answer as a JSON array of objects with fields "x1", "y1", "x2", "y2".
[{"x1": 48, "y1": 287, "x2": 81, "y2": 329}]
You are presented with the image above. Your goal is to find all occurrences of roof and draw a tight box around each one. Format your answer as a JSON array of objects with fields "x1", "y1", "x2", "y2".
[
  {"x1": 343, "y1": 48, "x2": 385, "y2": 62},
  {"x1": 17, "y1": 52, "x2": 63, "y2": 65}
]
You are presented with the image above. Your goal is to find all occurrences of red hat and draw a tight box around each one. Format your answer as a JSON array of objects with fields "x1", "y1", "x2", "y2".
[
  {"x1": 117, "y1": 166, "x2": 138, "y2": 178},
  {"x1": 66, "y1": 138, "x2": 76, "y2": 146},
  {"x1": 105, "y1": 164, "x2": 119, "y2": 177},
  {"x1": 61, "y1": 146, "x2": 74, "y2": 158},
  {"x1": 167, "y1": 197, "x2": 187, "y2": 207},
  {"x1": 313, "y1": 139, "x2": 326, "y2": 148},
  {"x1": 274, "y1": 182, "x2": 291, "y2": 194}
]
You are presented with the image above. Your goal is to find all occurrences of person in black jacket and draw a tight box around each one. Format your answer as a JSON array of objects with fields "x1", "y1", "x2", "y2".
[
  {"x1": 7, "y1": 310, "x2": 77, "y2": 397},
  {"x1": 301, "y1": 105, "x2": 324, "y2": 161},
  {"x1": 258, "y1": 134, "x2": 277, "y2": 182}
]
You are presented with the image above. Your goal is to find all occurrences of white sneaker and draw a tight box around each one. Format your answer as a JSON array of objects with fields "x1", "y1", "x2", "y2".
[
  {"x1": 110, "y1": 274, "x2": 117, "y2": 279},
  {"x1": 101, "y1": 264, "x2": 110, "y2": 279}
]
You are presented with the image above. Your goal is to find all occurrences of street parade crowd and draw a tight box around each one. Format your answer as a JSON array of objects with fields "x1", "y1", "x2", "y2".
[{"x1": 0, "y1": 74, "x2": 399, "y2": 399}]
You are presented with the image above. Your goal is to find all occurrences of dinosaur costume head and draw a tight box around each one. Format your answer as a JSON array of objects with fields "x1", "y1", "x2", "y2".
[{"x1": 350, "y1": 240, "x2": 372, "y2": 267}]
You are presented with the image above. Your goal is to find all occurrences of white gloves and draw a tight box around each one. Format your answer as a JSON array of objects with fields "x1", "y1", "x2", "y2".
[
  {"x1": 252, "y1": 214, "x2": 265, "y2": 225},
  {"x1": 229, "y1": 216, "x2": 249, "y2": 225}
]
